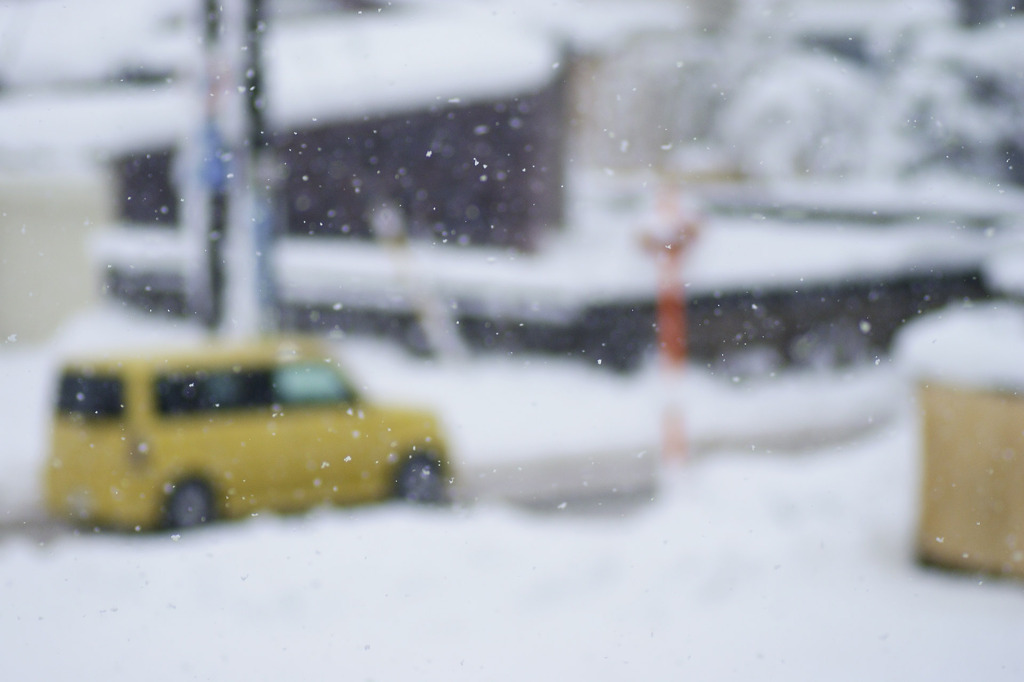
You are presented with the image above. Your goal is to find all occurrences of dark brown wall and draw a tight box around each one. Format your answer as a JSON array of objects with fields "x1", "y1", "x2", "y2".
[
  {"x1": 114, "y1": 149, "x2": 179, "y2": 225},
  {"x1": 112, "y1": 77, "x2": 566, "y2": 251},
  {"x1": 275, "y1": 78, "x2": 566, "y2": 250}
]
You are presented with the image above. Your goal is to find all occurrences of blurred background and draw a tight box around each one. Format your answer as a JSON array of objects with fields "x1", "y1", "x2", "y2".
[{"x1": 3, "y1": 0, "x2": 1023, "y2": 370}]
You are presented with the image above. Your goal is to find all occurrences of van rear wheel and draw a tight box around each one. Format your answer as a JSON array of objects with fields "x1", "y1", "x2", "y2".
[{"x1": 164, "y1": 479, "x2": 215, "y2": 528}]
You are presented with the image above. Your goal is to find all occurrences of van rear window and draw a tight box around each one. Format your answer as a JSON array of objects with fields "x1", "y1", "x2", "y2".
[{"x1": 58, "y1": 373, "x2": 124, "y2": 419}]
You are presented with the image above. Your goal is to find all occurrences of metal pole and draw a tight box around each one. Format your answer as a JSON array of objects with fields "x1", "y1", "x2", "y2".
[
  {"x1": 214, "y1": 0, "x2": 275, "y2": 336},
  {"x1": 244, "y1": 0, "x2": 278, "y2": 333},
  {"x1": 199, "y1": 0, "x2": 229, "y2": 329}
]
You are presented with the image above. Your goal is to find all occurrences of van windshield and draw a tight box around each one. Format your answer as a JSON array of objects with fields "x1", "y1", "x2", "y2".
[
  {"x1": 57, "y1": 372, "x2": 124, "y2": 419},
  {"x1": 273, "y1": 363, "x2": 355, "y2": 406}
]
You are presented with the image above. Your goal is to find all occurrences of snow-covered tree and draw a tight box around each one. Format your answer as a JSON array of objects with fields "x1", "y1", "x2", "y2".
[
  {"x1": 884, "y1": 18, "x2": 1024, "y2": 184},
  {"x1": 714, "y1": 52, "x2": 874, "y2": 179}
]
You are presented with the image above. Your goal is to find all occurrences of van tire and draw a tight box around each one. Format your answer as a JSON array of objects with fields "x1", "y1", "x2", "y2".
[
  {"x1": 394, "y1": 455, "x2": 446, "y2": 504},
  {"x1": 164, "y1": 479, "x2": 216, "y2": 528}
]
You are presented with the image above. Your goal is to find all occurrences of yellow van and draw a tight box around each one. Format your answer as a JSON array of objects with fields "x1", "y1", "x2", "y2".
[{"x1": 44, "y1": 337, "x2": 450, "y2": 530}]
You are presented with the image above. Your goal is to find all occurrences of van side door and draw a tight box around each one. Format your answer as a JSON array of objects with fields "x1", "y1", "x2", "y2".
[
  {"x1": 149, "y1": 367, "x2": 281, "y2": 515},
  {"x1": 271, "y1": 362, "x2": 381, "y2": 504}
]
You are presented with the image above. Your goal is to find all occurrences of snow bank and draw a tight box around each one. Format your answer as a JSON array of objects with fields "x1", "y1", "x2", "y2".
[
  {"x1": 894, "y1": 302, "x2": 1024, "y2": 392},
  {"x1": 983, "y1": 241, "x2": 1024, "y2": 298}
]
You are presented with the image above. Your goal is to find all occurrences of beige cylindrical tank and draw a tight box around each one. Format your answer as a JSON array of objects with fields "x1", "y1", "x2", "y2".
[{"x1": 916, "y1": 381, "x2": 1024, "y2": 577}]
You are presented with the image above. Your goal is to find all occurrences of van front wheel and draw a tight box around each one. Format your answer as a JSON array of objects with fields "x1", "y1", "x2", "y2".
[
  {"x1": 394, "y1": 455, "x2": 446, "y2": 504},
  {"x1": 164, "y1": 479, "x2": 215, "y2": 528}
]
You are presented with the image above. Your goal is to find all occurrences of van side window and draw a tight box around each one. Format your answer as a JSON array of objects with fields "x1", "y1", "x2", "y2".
[
  {"x1": 273, "y1": 363, "x2": 355, "y2": 406},
  {"x1": 156, "y1": 369, "x2": 273, "y2": 415},
  {"x1": 58, "y1": 373, "x2": 124, "y2": 419}
]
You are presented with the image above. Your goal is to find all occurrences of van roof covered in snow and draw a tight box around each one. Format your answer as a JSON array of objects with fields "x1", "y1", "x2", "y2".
[{"x1": 59, "y1": 336, "x2": 336, "y2": 375}]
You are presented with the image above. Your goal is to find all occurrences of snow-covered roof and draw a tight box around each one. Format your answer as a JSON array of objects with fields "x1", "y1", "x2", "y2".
[
  {"x1": 389, "y1": 0, "x2": 689, "y2": 54},
  {"x1": 0, "y1": 0, "x2": 682, "y2": 93},
  {"x1": 263, "y1": 9, "x2": 561, "y2": 129},
  {"x1": 0, "y1": 3, "x2": 565, "y2": 163},
  {"x1": 0, "y1": 85, "x2": 197, "y2": 163},
  {"x1": 0, "y1": 0, "x2": 194, "y2": 88}
]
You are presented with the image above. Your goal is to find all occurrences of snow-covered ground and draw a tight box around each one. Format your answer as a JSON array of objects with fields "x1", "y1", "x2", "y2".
[{"x1": 2, "y1": 307, "x2": 1023, "y2": 680}]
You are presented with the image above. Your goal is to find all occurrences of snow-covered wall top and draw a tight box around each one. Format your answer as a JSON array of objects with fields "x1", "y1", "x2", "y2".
[{"x1": 894, "y1": 303, "x2": 1024, "y2": 392}]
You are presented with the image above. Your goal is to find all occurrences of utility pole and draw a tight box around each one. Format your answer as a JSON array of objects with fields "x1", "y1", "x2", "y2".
[
  {"x1": 194, "y1": 0, "x2": 275, "y2": 336},
  {"x1": 230, "y1": 0, "x2": 276, "y2": 335}
]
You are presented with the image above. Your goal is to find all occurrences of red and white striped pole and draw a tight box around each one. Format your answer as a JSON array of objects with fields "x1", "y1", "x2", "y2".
[{"x1": 643, "y1": 189, "x2": 700, "y2": 462}]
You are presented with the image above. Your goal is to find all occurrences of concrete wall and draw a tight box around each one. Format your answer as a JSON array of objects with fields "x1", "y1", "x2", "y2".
[{"x1": 0, "y1": 171, "x2": 113, "y2": 344}]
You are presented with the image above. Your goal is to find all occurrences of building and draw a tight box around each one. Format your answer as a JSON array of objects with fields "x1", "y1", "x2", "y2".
[
  {"x1": 101, "y1": 7, "x2": 568, "y2": 328},
  {"x1": 0, "y1": 0, "x2": 691, "y2": 350}
]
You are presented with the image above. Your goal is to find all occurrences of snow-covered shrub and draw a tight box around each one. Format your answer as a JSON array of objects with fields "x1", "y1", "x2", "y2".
[
  {"x1": 885, "y1": 18, "x2": 1024, "y2": 184},
  {"x1": 714, "y1": 52, "x2": 875, "y2": 179}
]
